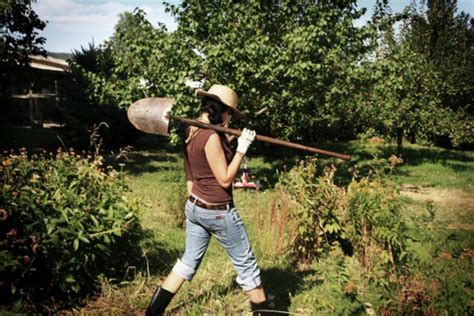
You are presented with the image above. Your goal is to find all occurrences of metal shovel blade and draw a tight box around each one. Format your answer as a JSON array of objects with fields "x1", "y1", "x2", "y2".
[{"x1": 127, "y1": 97, "x2": 175, "y2": 136}]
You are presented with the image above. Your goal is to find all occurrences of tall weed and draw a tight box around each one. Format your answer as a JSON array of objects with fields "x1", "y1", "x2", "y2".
[
  {"x1": 277, "y1": 158, "x2": 346, "y2": 264},
  {"x1": 276, "y1": 157, "x2": 473, "y2": 313}
]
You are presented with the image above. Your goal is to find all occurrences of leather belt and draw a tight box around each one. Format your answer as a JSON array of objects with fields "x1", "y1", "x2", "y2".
[{"x1": 189, "y1": 196, "x2": 234, "y2": 210}]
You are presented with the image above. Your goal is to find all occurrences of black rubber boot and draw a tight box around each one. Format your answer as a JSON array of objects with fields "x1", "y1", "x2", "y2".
[
  {"x1": 251, "y1": 299, "x2": 276, "y2": 316},
  {"x1": 145, "y1": 287, "x2": 175, "y2": 316}
]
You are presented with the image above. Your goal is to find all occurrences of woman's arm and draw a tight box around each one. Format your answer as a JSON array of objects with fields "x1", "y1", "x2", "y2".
[
  {"x1": 186, "y1": 181, "x2": 193, "y2": 196},
  {"x1": 205, "y1": 129, "x2": 255, "y2": 189},
  {"x1": 205, "y1": 133, "x2": 244, "y2": 188}
]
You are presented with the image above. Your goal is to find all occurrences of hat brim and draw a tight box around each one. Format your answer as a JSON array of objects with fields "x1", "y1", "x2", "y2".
[{"x1": 196, "y1": 89, "x2": 243, "y2": 118}]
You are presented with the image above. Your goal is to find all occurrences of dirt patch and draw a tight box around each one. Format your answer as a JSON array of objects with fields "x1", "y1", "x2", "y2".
[{"x1": 400, "y1": 185, "x2": 474, "y2": 230}]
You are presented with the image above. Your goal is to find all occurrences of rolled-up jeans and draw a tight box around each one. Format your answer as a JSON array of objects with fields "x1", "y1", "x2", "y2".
[{"x1": 172, "y1": 198, "x2": 262, "y2": 291}]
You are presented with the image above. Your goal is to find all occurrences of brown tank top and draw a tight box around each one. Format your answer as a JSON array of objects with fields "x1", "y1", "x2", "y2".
[{"x1": 184, "y1": 129, "x2": 234, "y2": 203}]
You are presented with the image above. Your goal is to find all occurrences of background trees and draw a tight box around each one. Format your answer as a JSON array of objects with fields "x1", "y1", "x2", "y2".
[
  {"x1": 166, "y1": 0, "x2": 373, "y2": 142},
  {"x1": 406, "y1": 0, "x2": 474, "y2": 147},
  {"x1": 60, "y1": 0, "x2": 472, "y2": 151},
  {"x1": 0, "y1": 0, "x2": 46, "y2": 96}
]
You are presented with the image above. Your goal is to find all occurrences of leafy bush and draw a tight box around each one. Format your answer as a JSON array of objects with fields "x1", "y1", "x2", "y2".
[
  {"x1": 0, "y1": 148, "x2": 144, "y2": 312},
  {"x1": 277, "y1": 158, "x2": 473, "y2": 313},
  {"x1": 346, "y1": 177, "x2": 407, "y2": 272},
  {"x1": 278, "y1": 158, "x2": 407, "y2": 266},
  {"x1": 277, "y1": 159, "x2": 346, "y2": 263}
]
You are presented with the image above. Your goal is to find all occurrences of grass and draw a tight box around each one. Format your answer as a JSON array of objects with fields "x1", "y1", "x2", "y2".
[
  {"x1": 1, "y1": 129, "x2": 473, "y2": 313},
  {"x1": 82, "y1": 136, "x2": 472, "y2": 314}
]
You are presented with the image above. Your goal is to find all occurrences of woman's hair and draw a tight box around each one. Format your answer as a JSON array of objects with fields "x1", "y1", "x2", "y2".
[{"x1": 201, "y1": 97, "x2": 230, "y2": 124}]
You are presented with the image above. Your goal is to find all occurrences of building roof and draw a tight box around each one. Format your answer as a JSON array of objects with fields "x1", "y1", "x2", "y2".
[{"x1": 29, "y1": 55, "x2": 69, "y2": 72}]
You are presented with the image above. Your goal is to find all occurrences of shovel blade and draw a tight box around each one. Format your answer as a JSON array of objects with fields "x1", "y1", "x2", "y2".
[{"x1": 127, "y1": 97, "x2": 176, "y2": 136}]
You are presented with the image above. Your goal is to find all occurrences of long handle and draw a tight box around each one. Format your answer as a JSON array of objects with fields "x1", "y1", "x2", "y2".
[{"x1": 168, "y1": 115, "x2": 351, "y2": 160}]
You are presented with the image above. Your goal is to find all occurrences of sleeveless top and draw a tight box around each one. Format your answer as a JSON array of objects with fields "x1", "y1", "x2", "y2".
[{"x1": 184, "y1": 129, "x2": 234, "y2": 204}]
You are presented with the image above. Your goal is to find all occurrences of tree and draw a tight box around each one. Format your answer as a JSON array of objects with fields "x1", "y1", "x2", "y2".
[
  {"x1": 165, "y1": 0, "x2": 374, "y2": 142},
  {"x1": 61, "y1": 9, "x2": 200, "y2": 147},
  {"x1": 405, "y1": 0, "x2": 473, "y2": 147},
  {"x1": 0, "y1": 0, "x2": 47, "y2": 96}
]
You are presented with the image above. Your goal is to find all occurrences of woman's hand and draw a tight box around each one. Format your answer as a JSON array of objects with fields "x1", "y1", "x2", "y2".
[{"x1": 236, "y1": 128, "x2": 256, "y2": 155}]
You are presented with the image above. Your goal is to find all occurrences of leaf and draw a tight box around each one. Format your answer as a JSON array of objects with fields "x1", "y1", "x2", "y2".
[{"x1": 65, "y1": 275, "x2": 76, "y2": 283}]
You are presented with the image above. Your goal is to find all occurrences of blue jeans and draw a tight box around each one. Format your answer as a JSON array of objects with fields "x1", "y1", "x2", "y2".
[{"x1": 172, "y1": 199, "x2": 262, "y2": 291}]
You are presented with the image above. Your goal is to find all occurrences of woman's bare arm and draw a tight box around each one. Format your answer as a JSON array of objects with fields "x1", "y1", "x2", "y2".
[
  {"x1": 205, "y1": 133, "x2": 244, "y2": 188},
  {"x1": 186, "y1": 181, "x2": 193, "y2": 196}
]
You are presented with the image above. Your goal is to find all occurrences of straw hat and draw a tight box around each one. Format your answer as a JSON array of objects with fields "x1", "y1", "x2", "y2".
[{"x1": 196, "y1": 84, "x2": 243, "y2": 117}]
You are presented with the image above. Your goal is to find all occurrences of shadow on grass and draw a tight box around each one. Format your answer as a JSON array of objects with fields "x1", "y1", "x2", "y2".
[
  {"x1": 261, "y1": 267, "x2": 309, "y2": 311},
  {"x1": 138, "y1": 229, "x2": 182, "y2": 277},
  {"x1": 122, "y1": 151, "x2": 181, "y2": 176},
  {"x1": 168, "y1": 266, "x2": 308, "y2": 313},
  {"x1": 379, "y1": 144, "x2": 474, "y2": 165}
]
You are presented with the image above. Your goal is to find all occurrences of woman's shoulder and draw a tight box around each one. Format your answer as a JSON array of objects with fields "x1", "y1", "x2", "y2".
[
  {"x1": 198, "y1": 128, "x2": 217, "y2": 139},
  {"x1": 186, "y1": 127, "x2": 215, "y2": 141}
]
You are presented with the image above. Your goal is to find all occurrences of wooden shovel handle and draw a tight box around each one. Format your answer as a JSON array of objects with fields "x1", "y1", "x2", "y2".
[{"x1": 169, "y1": 115, "x2": 352, "y2": 160}]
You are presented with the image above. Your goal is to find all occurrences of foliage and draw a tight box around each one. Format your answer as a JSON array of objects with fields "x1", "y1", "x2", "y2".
[
  {"x1": 60, "y1": 9, "x2": 199, "y2": 147},
  {"x1": 289, "y1": 246, "x2": 368, "y2": 314},
  {"x1": 356, "y1": 46, "x2": 444, "y2": 154},
  {"x1": 329, "y1": 1, "x2": 473, "y2": 151},
  {"x1": 277, "y1": 156, "x2": 473, "y2": 313},
  {"x1": 66, "y1": 9, "x2": 199, "y2": 112},
  {"x1": 37, "y1": 140, "x2": 472, "y2": 314},
  {"x1": 0, "y1": 0, "x2": 46, "y2": 96},
  {"x1": 277, "y1": 158, "x2": 405, "y2": 310},
  {"x1": 277, "y1": 159, "x2": 346, "y2": 263},
  {"x1": 401, "y1": 202, "x2": 474, "y2": 314},
  {"x1": 166, "y1": 0, "x2": 374, "y2": 142},
  {"x1": 59, "y1": 43, "x2": 140, "y2": 148},
  {"x1": 407, "y1": 0, "x2": 474, "y2": 114},
  {"x1": 278, "y1": 157, "x2": 407, "y2": 269},
  {"x1": 0, "y1": 148, "x2": 145, "y2": 312},
  {"x1": 346, "y1": 177, "x2": 407, "y2": 277}
]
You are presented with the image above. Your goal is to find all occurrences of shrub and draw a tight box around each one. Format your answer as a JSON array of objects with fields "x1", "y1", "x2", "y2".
[
  {"x1": 0, "y1": 148, "x2": 144, "y2": 312},
  {"x1": 277, "y1": 158, "x2": 407, "y2": 268},
  {"x1": 277, "y1": 158, "x2": 346, "y2": 264},
  {"x1": 346, "y1": 177, "x2": 407, "y2": 273}
]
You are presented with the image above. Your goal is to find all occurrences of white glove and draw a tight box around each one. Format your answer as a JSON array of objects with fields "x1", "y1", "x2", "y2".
[{"x1": 236, "y1": 128, "x2": 256, "y2": 155}]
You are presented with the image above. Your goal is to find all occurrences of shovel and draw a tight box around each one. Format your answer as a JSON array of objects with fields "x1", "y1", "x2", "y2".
[{"x1": 127, "y1": 97, "x2": 352, "y2": 160}]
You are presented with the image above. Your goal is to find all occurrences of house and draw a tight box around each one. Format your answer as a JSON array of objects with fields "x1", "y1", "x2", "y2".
[{"x1": 3, "y1": 55, "x2": 69, "y2": 126}]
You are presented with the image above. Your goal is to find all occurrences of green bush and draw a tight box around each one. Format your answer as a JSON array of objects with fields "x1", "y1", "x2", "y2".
[
  {"x1": 277, "y1": 159, "x2": 346, "y2": 263},
  {"x1": 277, "y1": 158, "x2": 407, "y2": 267},
  {"x1": 0, "y1": 149, "x2": 144, "y2": 312},
  {"x1": 277, "y1": 158, "x2": 473, "y2": 313},
  {"x1": 346, "y1": 177, "x2": 407, "y2": 272}
]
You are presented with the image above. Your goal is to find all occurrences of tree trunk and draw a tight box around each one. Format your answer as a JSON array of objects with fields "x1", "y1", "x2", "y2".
[{"x1": 396, "y1": 127, "x2": 404, "y2": 158}]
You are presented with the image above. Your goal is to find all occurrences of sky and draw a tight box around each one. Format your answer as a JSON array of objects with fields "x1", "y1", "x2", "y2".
[{"x1": 33, "y1": 0, "x2": 474, "y2": 53}]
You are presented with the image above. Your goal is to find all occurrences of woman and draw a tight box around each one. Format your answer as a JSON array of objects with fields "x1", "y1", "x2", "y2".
[{"x1": 146, "y1": 85, "x2": 271, "y2": 315}]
